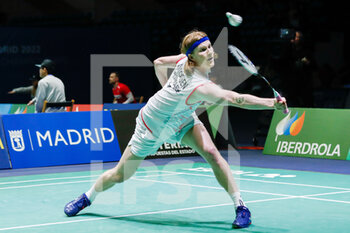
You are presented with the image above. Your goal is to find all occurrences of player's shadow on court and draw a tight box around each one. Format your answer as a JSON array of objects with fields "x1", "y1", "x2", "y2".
[
  {"x1": 79, "y1": 213, "x2": 290, "y2": 232},
  {"x1": 80, "y1": 212, "x2": 231, "y2": 231}
]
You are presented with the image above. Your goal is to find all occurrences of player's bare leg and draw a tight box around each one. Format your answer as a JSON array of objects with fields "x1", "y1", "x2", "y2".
[
  {"x1": 93, "y1": 146, "x2": 144, "y2": 192},
  {"x1": 182, "y1": 124, "x2": 239, "y2": 194},
  {"x1": 64, "y1": 146, "x2": 144, "y2": 216},
  {"x1": 181, "y1": 124, "x2": 251, "y2": 228}
]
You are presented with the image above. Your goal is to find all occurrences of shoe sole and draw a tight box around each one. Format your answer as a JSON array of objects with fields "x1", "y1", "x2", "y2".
[{"x1": 232, "y1": 221, "x2": 252, "y2": 229}]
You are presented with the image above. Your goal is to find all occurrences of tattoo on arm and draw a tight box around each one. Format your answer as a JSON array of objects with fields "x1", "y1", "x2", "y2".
[{"x1": 235, "y1": 96, "x2": 245, "y2": 104}]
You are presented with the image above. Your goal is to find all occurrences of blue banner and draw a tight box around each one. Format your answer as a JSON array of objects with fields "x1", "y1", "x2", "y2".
[
  {"x1": 0, "y1": 116, "x2": 11, "y2": 169},
  {"x1": 2, "y1": 111, "x2": 121, "y2": 168}
]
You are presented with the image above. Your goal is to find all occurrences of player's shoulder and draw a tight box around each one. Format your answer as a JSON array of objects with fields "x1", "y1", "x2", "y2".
[
  {"x1": 176, "y1": 56, "x2": 187, "y2": 65},
  {"x1": 118, "y1": 83, "x2": 131, "y2": 92},
  {"x1": 40, "y1": 75, "x2": 56, "y2": 81},
  {"x1": 118, "y1": 82, "x2": 128, "y2": 88},
  {"x1": 38, "y1": 76, "x2": 49, "y2": 85},
  {"x1": 194, "y1": 81, "x2": 219, "y2": 94}
]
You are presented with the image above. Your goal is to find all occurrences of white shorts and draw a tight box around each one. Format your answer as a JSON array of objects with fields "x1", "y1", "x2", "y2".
[{"x1": 128, "y1": 110, "x2": 202, "y2": 157}]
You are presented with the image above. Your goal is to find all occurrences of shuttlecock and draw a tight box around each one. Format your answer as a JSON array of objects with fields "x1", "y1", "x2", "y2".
[{"x1": 226, "y1": 12, "x2": 242, "y2": 27}]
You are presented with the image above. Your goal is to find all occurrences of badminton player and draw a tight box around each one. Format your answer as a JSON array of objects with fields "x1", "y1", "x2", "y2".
[{"x1": 64, "y1": 30, "x2": 287, "y2": 229}]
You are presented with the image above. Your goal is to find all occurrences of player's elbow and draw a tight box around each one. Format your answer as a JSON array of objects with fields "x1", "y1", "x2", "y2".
[
  {"x1": 208, "y1": 90, "x2": 238, "y2": 106},
  {"x1": 153, "y1": 58, "x2": 163, "y2": 66},
  {"x1": 128, "y1": 94, "x2": 135, "y2": 102}
]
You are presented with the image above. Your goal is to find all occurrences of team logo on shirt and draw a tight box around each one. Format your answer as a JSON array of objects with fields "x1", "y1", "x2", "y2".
[
  {"x1": 167, "y1": 63, "x2": 189, "y2": 92},
  {"x1": 8, "y1": 130, "x2": 25, "y2": 152}
]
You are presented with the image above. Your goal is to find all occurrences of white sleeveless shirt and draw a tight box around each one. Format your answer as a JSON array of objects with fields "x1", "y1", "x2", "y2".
[{"x1": 141, "y1": 57, "x2": 211, "y2": 140}]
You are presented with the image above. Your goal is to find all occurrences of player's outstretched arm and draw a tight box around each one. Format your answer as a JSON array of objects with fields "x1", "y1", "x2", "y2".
[
  {"x1": 191, "y1": 83, "x2": 285, "y2": 110},
  {"x1": 153, "y1": 54, "x2": 186, "y2": 86}
]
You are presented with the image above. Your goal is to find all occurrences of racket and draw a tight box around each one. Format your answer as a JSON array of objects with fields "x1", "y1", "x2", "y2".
[{"x1": 228, "y1": 45, "x2": 289, "y2": 114}]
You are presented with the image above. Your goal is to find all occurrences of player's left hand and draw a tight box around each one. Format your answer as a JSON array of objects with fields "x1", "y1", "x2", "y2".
[{"x1": 274, "y1": 97, "x2": 287, "y2": 111}]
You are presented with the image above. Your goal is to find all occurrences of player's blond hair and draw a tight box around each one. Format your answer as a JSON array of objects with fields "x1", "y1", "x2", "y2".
[
  {"x1": 180, "y1": 30, "x2": 208, "y2": 75},
  {"x1": 180, "y1": 30, "x2": 208, "y2": 55},
  {"x1": 180, "y1": 30, "x2": 217, "y2": 75}
]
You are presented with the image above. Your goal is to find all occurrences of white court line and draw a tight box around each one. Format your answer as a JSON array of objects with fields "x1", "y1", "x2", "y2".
[
  {"x1": 0, "y1": 173, "x2": 177, "y2": 190},
  {"x1": 165, "y1": 170, "x2": 350, "y2": 191},
  {"x1": 134, "y1": 177, "x2": 350, "y2": 206},
  {"x1": 305, "y1": 190, "x2": 350, "y2": 197},
  {"x1": 1, "y1": 168, "x2": 349, "y2": 195},
  {"x1": 133, "y1": 177, "x2": 350, "y2": 203},
  {"x1": 1, "y1": 172, "x2": 349, "y2": 231},
  {"x1": 0, "y1": 196, "x2": 295, "y2": 231},
  {"x1": 135, "y1": 173, "x2": 176, "y2": 178},
  {"x1": 0, "y1": 170, "x2": 170, "y2": 186},
  {"x1": 238, "y1": 177, "x2": 350, "y2": 191},
  {"x1": 132, "y1": 177, "x2": 293, "y2": 197},
  {"x1": 298, "y1": 190, "x2": 350, "y2": 204},
  {"x1": 0, "y1": 180, "x2": 92, "y2": 190},
  {"x1": 0, "y1": 175, "x2": 99, "y2": 185},
  {"x1": 301, "y1": 196, "x2": 350, "y2": 204},
  {"x1": 247, "y1": 196, "x2": 298, "y2": 203}
]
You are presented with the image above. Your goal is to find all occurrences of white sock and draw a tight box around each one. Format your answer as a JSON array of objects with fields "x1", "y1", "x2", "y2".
[
  {"x1": 230, "y1": 192, "x2": 246, "y2": 209},
  {"x1": 85, "y1": 185, "x2": 98, "y2": 203}
]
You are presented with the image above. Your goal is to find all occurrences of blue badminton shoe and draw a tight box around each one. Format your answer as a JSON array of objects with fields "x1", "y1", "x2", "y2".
[
  {"x1": 232, "y1": 206, "x2": 251, "y2": 228},
  {"x1": 64, "y1": 193, "x2": 91, "y2": 217}
]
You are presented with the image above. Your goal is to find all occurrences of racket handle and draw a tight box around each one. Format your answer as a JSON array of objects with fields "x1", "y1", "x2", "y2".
[{"x1": 273, "y1": 90, "x2": 289, "y2": 114}]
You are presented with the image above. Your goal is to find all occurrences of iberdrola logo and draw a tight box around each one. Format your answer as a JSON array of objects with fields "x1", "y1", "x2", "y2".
[{"x1": 275, "y1": 111, "x2": 305, "y2": 141}]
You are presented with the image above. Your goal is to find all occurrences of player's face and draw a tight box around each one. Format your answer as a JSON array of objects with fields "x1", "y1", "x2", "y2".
[
  {"x1": 192, "y1": 40, "x2": 215, "y2": 70},
  {"x1": 109, "y1": 73, "x2": 118, "y2": 84}
]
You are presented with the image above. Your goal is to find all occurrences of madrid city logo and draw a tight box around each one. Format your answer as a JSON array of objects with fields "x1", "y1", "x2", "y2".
[
  {"x1": 7, "y1": 128, "x2": 115, "y2": 152},
  {"x1": 8, "y1": 130, "x2": 25, "y2": 152},
  {"x1": 275, "y1": 111, "x2": 305, "y2": 141}
]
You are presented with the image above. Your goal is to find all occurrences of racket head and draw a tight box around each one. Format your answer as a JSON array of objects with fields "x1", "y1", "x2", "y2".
[{"x1": 228, "y1": 45, "x2": 258, "y2": 75}]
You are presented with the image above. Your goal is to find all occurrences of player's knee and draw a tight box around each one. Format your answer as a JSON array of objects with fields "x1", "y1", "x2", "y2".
[
  {"x1": 109, "y1": 173, "x2": 125, "y2": 184},
  {"x1": 203, "y1": 146, "x2": 218, "y2": 157},
  {"x1": 203, "y1": 146, "x2": 221, "y2": 163}
]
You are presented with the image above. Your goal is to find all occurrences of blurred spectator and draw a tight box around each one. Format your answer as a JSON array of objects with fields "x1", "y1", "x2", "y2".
[
  {"x1": 287, "y1": 2, "x2": 305, "y2": 29},
  {"x1": 108, "y1": 72, "x2": 136, "y2": 104},
  {"x1": 280, "y1": 30, "x2": 316, "y2": 107},
  {"x1": 317, "y1": 63, "x2": 337, "y2": 89},
  {"x1": 333, "y1": 58, "x2": 350, "y2": 88},
  {"x1": 35, "y1": 59, "x2": 66, "y2": 113},
  {"x1": 8, "y1": 74, "x2": 40, "y2": 105}
]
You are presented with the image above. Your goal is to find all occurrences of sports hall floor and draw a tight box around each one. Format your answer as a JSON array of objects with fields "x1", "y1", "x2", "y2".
[{"x1": 0, "y1": 149, "x2": 349, "y2": 233}]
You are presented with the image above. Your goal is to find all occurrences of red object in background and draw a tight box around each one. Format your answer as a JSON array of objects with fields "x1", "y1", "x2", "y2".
[{"x1": 69, "y1": 104, "x2": 103, "y2": 112}]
